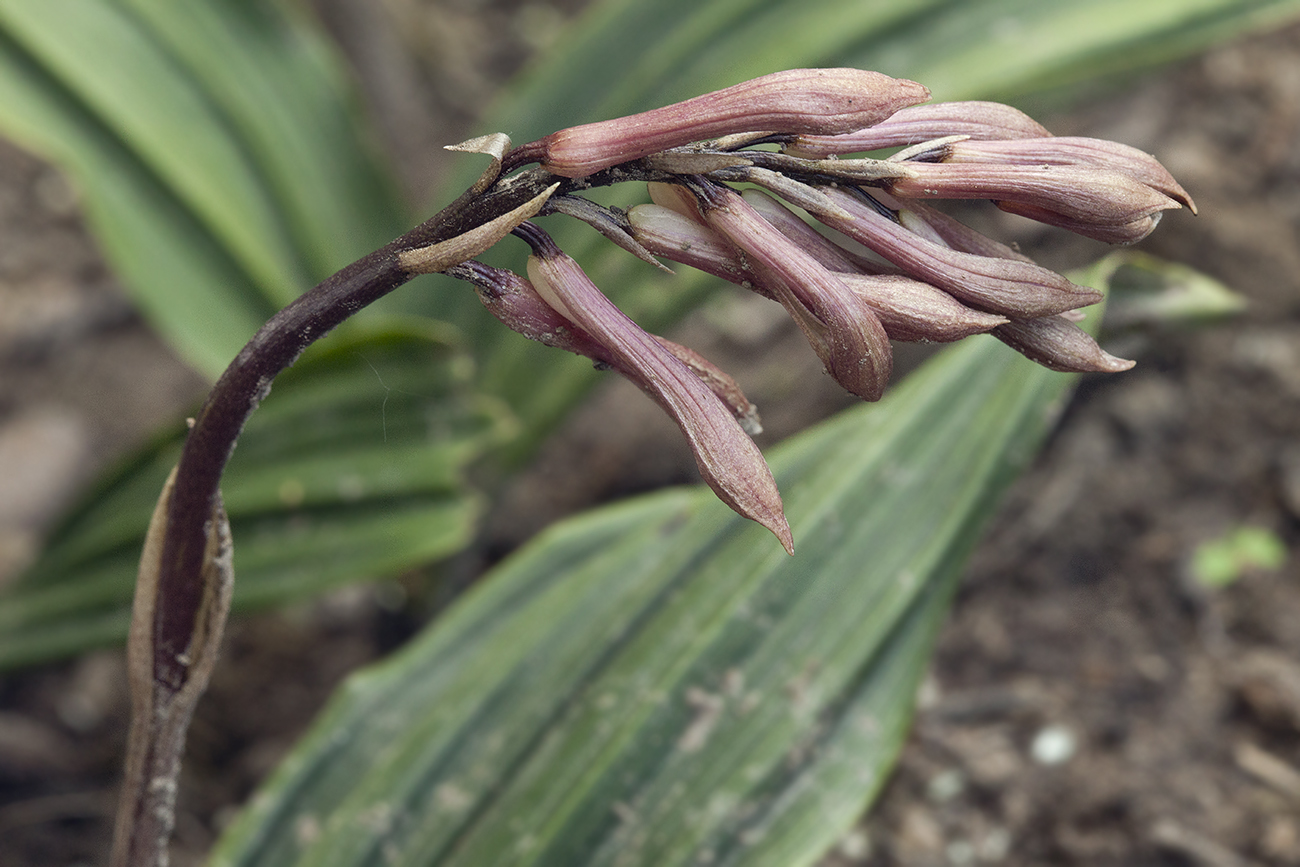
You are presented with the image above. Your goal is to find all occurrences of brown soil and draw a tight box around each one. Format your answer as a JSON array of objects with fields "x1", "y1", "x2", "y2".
[{"x1": 1, "y1": 5, "x2": 1298, "y2": 866}]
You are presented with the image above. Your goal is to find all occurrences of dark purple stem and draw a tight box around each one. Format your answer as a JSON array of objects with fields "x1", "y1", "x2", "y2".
[{"x1": 151, "y1": 169, "x2": 556, "y2": 688}]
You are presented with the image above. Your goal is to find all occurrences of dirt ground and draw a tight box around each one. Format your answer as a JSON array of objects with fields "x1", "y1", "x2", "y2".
[{"x1": 2, "y1": 4, "x2": 1299, "y2": 866}]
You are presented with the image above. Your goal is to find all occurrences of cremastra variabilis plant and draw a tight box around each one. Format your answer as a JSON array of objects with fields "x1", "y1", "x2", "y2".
[{"x1": 110, "y1": 68, "x2": 1193, "y2": 867}]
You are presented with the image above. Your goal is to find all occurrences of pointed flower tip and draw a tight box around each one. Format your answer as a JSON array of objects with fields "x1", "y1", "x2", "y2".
[
  {"x1": 775, "y1": 520, "x2": 796, "y2": 556},
  {"x1": 1098, "y1": 350, "x2": 1137, "y2": 373},
  {"x1": 740, "y1": 494, "x2": 793, "y2": 555}
]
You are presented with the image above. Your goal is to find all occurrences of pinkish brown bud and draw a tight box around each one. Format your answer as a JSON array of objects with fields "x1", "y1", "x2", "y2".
[
  {"x1": 785, "y1": 100, "x2": 1050, "y2": 158},
  {"x1": 691, "y1": 180, "x2": 893, "y2": 402},
  {"x1": 938, "y1": 137, "x2": 1195, "y2": 213},
  {"x1": 626, "y1": 203, "x2": 751, "y2": 284},
  {"x1": 532, "y1": 69, "x2": 930, "y2": 178},
  {"x1": 451, "y1": 259, "x2": 765, "y2": 433},
  {"x1": 736, "y1": 191, "x2": 1006, "y2": 340},
  {"x1": 882, "y1": 196, "x2": 1036, "y2": 263},
  {"x1": 448, "y1": 259, "x2": 601, "y2": 355},
  {"x1": 811, "y1": 187, "x2": 1101, "y2": 317},
  {"x1": 886, "y1": 163, "x2": 1182, "y2": 237},
  {"x1": 838, "y1": 273, "x2": 1008, "y2": 342},
  {"x1": 627, "y1": 197, "x2": 1004, "y2": 343},
  {"x1": 994, "y1": 200, "x2": 1171, "y2": 245},
  {"x1": 518, "y1": 225, "x2": 793, "y2": 552},
  {"x1": 647, "y1": 180, "x2": 708, "y2": 220},
  {"x1": 994, "y1": 315, "x2": 1135, "y2": 373},
  {"x1": 654, "y1": 337, "x2": 763, "y2": 435}
]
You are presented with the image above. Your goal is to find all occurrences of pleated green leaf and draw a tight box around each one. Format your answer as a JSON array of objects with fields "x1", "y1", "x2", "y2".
[
  {"x1": 208, "y1": 259, "x2": 1127, "y2": 867},
  {"x1": 0, "y1": 0, "x2": 406, "y2": 377},
  {"x1": 414, "y1": 0, "x2": 1300, "y2": 452},
  {"x1": 0, "y1": 324, "x2": 512, "y2": 669}
]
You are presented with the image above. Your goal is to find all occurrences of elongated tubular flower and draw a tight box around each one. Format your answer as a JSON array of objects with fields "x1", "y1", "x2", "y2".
[
  {"x1": 522, "y1": 68, "x2": 930, "y2": 178},
  {"x1": 512, "y1": 222, "x2": 793, "y2": 553},
  {"x1": 809, "y1": 186, "x2": 1101, "y2": 318},
  {"x1": 627, "y1": 200, "x2": 1007, "y2": 343},
  {"x1": 784, "y1": 100, "x2": 1051, "y2": 158},
  {"x1": 936, "y1": 137, "x2": 1196, "y2": 212},
  {"x1": 885, "y1": 162, "x2": 1182, "y2": 243},
  {"x1": 686, "y1": 178, "x2": 893, "y2": 401},
  {"x1": 448, "y1": 259, "x2": 763, "y2": 433},
  {"x1": 871, "y1": 195, "x2": 1136, "y2": 372},
  {"x1": 991, "y1": 201, "x2": 1172, "y2": 246},
  {"x1": 994, "y1": 315, "x2": 1135, "y2": 373}
]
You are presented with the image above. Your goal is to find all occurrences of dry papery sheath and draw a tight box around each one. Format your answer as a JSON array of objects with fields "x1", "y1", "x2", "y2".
[{"x1": 476, "y1": 68, "x2": 1189, "y2": 548}]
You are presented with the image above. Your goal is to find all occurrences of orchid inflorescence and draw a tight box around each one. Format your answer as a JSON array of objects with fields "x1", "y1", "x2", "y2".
[{"x1": 438, "y1": 69, "x2": 1193, "y2": 552}]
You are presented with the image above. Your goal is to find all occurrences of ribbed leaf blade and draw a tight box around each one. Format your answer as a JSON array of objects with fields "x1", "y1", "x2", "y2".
[
  {"x1": 0, "y1": 324, "x2": 511, "y2": 669},
  {"x1": 0, "y1": 0, "x2": 407, "y2": 376}
]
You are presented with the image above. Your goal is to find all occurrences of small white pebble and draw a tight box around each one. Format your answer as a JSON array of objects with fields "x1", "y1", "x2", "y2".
[
  {"x1": 926, "y1": 768, "x2": 965, "y2": 803},
  {"x1": 837, "y1": 828, "x2": 871, "y2": 860},
  {"x1": 946, "y1": 839, "x2": 976, "y2": 865},
  {"x1": 978, "y1": 827, "x2": 1012, "y2": 861},
  {"x1": 1030, "y1": 724, "x2": 1077, "y2": 765}
]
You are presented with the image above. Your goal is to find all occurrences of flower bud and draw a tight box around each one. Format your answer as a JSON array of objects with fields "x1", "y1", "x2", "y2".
[
  {"x1": 653, "y1": 337, "x2": 763, "y2": 435},
  {"x1": 993, "y1": 201, "x2": 1170, "y2": 245},
  {"x1": 811, "y1": 187, "x2": 1100, "y2": 317},
  {"x1": 994, "y1": 315, "x2": 1135, "y2": 373},
  {"x1": 518, "y1": 225, "x2": 793, "y2": 553},
  {"x1": 881, "y1": 195, "x2": 1036, "y2": 263},
  {"x1": 740, "y1": 188, "x2": 895, "y2": 275},
  {"x1": 450, "y1": 259, "x2": 765, "y2": 434},
  {"x1": 533, "y1": 68, "x2": 929, "y2": 178},
  {"x1": 691, "y1": 180, "x2": 893, "y2": 402},
  {"x1": 886, "y1": 163, "x2": 1182, "y2": 239},
  {"x1": 938, "y1": 137, "x2": 1195, "y2": 213},
  {"x1": 627, "y1": 203, "x2": 750, "y2": 284},
  {"x1": 838, "y1": 273, "x2": 1008, "y2": 342},
  {"x1": 785, "y1": 100, "x2": 1050, "y2": 158}
]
